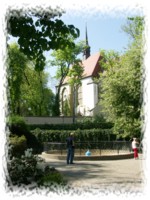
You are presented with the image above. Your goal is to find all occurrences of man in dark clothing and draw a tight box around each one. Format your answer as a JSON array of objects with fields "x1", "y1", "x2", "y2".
[{"x1": 66, "y1": 132, "x2": 75, "y2": 164}]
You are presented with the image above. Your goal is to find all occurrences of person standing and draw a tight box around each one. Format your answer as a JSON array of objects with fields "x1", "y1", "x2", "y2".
[
  {"x1": 132, "y1": 138, "x2": 139, "y2": 159},
  {"x1": 66, "y1": 132, "x2": 75, "y2": 164}
]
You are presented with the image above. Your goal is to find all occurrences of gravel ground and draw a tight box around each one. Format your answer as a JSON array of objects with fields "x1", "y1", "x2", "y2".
[{"x1": 39, "y1": 153, "x2": 145, "y2": 195}]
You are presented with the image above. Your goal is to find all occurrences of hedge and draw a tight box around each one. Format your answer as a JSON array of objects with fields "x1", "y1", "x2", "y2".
[
  {"x1": 31, "y1": 128, "x2": 115, "y2": 144},
  {"x1": 28, "y1": 122, "x2": 113, "y2": 131}
]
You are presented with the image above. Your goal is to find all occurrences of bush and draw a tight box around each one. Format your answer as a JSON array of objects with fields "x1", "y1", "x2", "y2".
[
  {"x1": 28, "y1": 122, "x2": 113, "y2": 131},
  {"x1": 7, "y1": 115, "x2": 29, "y2": 136},
  {"x1": 31, "y1": 128, "x2": 114, "y2": 144},
  {"x1": 9, "y1": 135, "x2": 27, "y2": 158},
  {"x1": 7, "y1": 115, "x2": 43, "y2": 154},
  {"x1": 7, "y1": 148, "x2": 65, "y2": 186},
  {"x1": 38, "y1": 166, "x2": 65, "y2": 186}
]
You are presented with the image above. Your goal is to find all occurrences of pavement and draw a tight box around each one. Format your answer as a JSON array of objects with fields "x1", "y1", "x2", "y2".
[{"x1": 39, "y1": 152, "x2": 145, "y2": 195}]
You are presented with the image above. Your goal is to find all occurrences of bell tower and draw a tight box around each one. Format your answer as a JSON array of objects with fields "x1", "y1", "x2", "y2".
[{"x1": 83, "y1": 24, "x2": 91, "y2": 60}]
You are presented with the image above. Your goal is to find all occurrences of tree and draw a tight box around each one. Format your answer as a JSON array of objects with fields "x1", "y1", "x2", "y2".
[
  {"x1": 7, "y1": 7, "x2": 80, "y2": 71},
  {"x1": 98, "y1": 17, "x2": 144, "y2": 139},
  {"x1": 50, "y1": 40, "x2": 86, "y2": 115},
  {"x1": 67, "y1": 61, "x2": 84, "y2": 122},
  {"x1": 7, "y1": 43, "x2": 28, "y2": 114},
  {"x1": 8, "y1": 43, "x2": 55, "y2": 116},
  {"x1": 20, "y1": 66, "x2": 55, "y2": 116}
]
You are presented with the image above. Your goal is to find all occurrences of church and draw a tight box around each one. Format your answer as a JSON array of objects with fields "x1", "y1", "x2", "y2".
[{"x1": 59, "y1": 27, "x2": 103, "y2": 117}]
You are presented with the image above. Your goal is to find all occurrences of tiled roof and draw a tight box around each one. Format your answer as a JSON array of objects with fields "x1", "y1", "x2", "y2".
[
  {"x1": 62, "y1": 52, "x2": 101, "y2": 84},
  {"x1": 82, "y1": 52, "x2": 101, "y2": 78}
]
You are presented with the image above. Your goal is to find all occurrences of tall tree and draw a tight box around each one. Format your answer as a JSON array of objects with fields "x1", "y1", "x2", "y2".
[
  {"x1": 20, "y1": 66, "x2": 55, "y2": 116},
  {"x1": 7, "y1": 7, "x2": 80, "y2": 71},
  {"x1": 67, "y1": 61, "x2": 84, "y2": 122},
  {"x1": 8, "y1": 43, "x2": 55, "y2": 116},
  {"x1": 7, "y1": 43, "x2": 28, "y2": 114},
  {"x1": 98, "y1": 17, "x2": 144, "y2": 139},
  {"x1": 50, "y1": 40, "x2": 86, "y2": 115}
]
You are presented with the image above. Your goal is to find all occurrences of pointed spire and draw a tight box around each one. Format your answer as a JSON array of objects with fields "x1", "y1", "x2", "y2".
[
  {"x1": 86, "y1": 24, "x2": 89, "y2": 46},
  {"x1": 83, "y1": 23, "x2": 91, "y2": 60}
]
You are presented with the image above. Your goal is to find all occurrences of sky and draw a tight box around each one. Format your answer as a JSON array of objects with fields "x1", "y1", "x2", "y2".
[
  {"x1": 1, "y1": 0, "x2": 150, "y2": 199},
  {"x1": 60, "y1": 6, "x2": 144, "y2": 54},
  {"x1": 45, "y1": 9, "x2": 143, "y2": 91},
  {"x1": 6, "y1": 7, "x2": 142, "y2": 92},
  {"x1": 61, "y1": 14, "x2": 129, "y2": 55}
]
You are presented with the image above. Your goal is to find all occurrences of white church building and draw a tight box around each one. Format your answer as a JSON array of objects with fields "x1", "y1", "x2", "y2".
[{"x1": 59, "y1": 28, "x2": 103, "y2": 117}]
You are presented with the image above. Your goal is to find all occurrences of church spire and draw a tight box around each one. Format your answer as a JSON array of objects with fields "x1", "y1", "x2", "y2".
[{"x1": 83, "y1": 23, "x2": 91, "y2": 60}]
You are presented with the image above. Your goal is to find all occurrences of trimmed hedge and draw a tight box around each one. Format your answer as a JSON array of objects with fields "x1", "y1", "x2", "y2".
[
  {"x1": 31, "y1": 128, "x2": 115, "y2": 144},
  {"x1": 28, "y1": 122, "x2": 113, "y2": 131},
  {"x1": 7, "y1": 115, "x2": 115, "y2": 153}
]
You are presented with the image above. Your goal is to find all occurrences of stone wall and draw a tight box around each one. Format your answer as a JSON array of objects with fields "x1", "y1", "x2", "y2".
[{"x1": 24, "y1": 117, "x2": 74, "y2": 124}]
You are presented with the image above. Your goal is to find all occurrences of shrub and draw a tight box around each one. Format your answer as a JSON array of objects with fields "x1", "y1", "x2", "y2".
[
  {"x1": 31, "y1": 128, "x2": 114, "y2": 144},
  {"x1": 7, "y1": 148, "x2": 65, "y2": 186},
  {"x1": 28, "y1": 121, "x2": 113, "y2": 131},
  {"x1": 38, "y1": 166, "x2": 65, "y2": 186},
  {"x1": 9, "y1": 135, "x2": 27, "y2": 158},
  {"x1": 7, "y1": 115, "x2": 29, "y2": 136},
  {"x1": 7, "y1": 115, "x2": 43, "y2": 154}
]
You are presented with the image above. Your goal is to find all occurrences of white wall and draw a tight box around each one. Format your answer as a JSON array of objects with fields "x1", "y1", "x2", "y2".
[
  {"x1": 81, "y1": 77, "x2": 97, "y2": 115},
  {"x1": 60, "y1": 77, "x2": 99, "y2": 116}
]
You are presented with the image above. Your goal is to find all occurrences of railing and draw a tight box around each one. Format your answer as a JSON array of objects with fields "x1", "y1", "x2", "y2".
[{"x1": 43, "y1": 141, "x2": 132, "y2": 156}]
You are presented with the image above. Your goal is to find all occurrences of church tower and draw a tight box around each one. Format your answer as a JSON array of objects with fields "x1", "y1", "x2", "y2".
[{"x1": 83, "y1": 24, "x2": 91, "y2": 60}]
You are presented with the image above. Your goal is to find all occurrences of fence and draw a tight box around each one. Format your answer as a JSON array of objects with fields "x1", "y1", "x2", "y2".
[{"x1": 43, "y1": 141, "x2": 132, "y2": 156}]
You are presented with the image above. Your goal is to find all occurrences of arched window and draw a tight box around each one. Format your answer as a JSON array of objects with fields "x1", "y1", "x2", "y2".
[
  {"x1": 61, "y1": 87, "x2": 71, "y2": 116},
  {"x1": 77, "y1": 84, "x2": 82, "y2": 106},
  {"x1": 62, "y1": 87, "x2": 67, "y2": 102}
]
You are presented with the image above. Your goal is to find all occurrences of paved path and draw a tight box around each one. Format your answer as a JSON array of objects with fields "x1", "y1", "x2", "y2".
[{"x1": 40, "y1": 153, "x2": 145, "y2": 194}]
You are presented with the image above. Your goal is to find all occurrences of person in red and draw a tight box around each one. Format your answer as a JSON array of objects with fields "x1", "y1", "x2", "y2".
[{"x1": 132, "y1": 138, "x2": 139, "y2": 159}]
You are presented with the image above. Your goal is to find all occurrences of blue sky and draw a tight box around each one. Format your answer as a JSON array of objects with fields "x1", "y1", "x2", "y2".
[
  {"x1": 46, "y1": 11, "x2": 142, "y2": 91},
  {"x1": 7, "y1": 7, "x2": 142, "y2": 91},
  {"x1": 61, "y1": 14, "x2": 129, "y2": 55}
]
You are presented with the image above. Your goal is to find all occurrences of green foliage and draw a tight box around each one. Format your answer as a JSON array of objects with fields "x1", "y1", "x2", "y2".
[
  {"x1": 8, "y1": 43, "x2": 55, "y2": 116},
  {"x1": 7, "y1": 148, "x2": 43, "y2": 185},
  {"x1": 31, "y1": 128, "x2": 114, "y2": 144},
  {"x1": 52, "y1": 93, "x2": 60, "y2": 116},
  {"x1": 7, "y1": 115, "x2": 29, "y2": 136},
  {"x1": 7, "y1": 115, "x2": 43, "y2": 153},
  {"x1": 38, "y1": 167, "x2": 65, "y2": 186},
  {"x1": 8, "y1": 8, "x2": 80, "y2": 71},
  {"x1": 7, "y1": 44, "x2": 28, "y2": 114},
  {"x1": 50, "y1": 40, "x2": 85, "y2": 115},
  {"x1": 20, "y1": 65, "x2": 55, "y2": 116},
  {"x1": 7, "y1": 148, "x2": 65, "y2": 186},
  {"x1": 63, "y1": 99, "x2": 71, "y2": 116},
  {"x1": 122, "y1": 16, "x2": 145, "y2": 40},
  {"x1": 67, "y1": 61, "x2": 84, "y2": 87},
  {"x1": 29, "y1": 121, "x2": 113, "y2": 131},
  {"x1": 9, "y1": 135, "x2": 27, "y2": 158},
  {"x1": 98, "y1": 16, "x2": 144, "y2": 139}
]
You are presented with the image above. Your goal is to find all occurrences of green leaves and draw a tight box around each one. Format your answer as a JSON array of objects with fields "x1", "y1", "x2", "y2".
[
  {"x1": 98, "y1": 17, "x2": 144, "y2": 139},
  {"x1": 67, "y1": 61, "x2": 84, "y2": 87},
  {"x1": 49, "y1": 39, "x2": 85, "y2": 115},
  {"x1": 7, "y1": 43, "x2": 28, "y2": 114},
  {"x1": 8, "y1": 8, "x2": 80, "y2": 71},
  {"x1": 8, "y1": 43, "x2": 55, "y2": 116}
]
